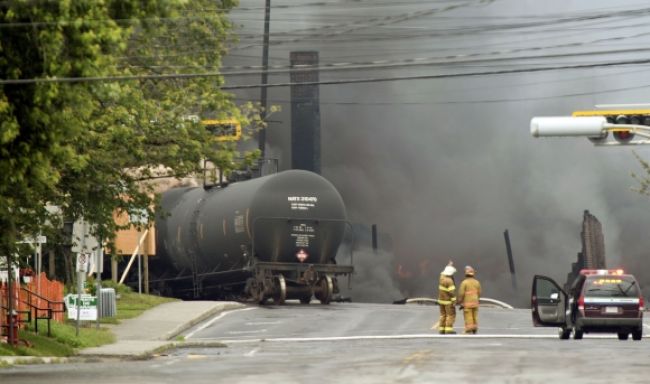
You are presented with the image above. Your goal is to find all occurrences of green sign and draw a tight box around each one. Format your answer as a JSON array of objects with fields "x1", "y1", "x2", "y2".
[{"x1": 65, "y1": 294, "x2": 97, "y2": 320}]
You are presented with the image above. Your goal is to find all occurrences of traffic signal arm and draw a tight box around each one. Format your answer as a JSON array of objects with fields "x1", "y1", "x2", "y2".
[
  {"x1": 530, "y1": 114, "x2": 650, "y2": 145},
  {"x1": 530, "y1": 116, "x2": 607, "y2": 138}
]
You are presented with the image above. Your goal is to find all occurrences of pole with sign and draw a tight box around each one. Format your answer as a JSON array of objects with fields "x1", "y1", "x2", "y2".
[
  {"x1": 65, "y1": 294, "x2": 97, "y2": 321},
  {"x1": 95, "y1": 237, "x2": 103, "y2": 330},
  {"x1": 75, "y1": 252, "x2": 89, "y2": 336}
]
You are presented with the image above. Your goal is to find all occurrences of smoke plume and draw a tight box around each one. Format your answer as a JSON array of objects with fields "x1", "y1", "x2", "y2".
[{"x1": 228, "y1": 0, "x2": 650, "y2": 306}]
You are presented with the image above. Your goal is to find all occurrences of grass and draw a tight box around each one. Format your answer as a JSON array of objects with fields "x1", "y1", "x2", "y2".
[
  {"x1": 1, "y1": 282, "x2": 177, "y2": 358},
  {"x1": 113, "y1": 291, "x2": 176, "y2": 321}
]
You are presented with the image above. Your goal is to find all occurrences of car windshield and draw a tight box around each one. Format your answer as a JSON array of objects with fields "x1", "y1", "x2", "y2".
[{"x1": 584, "y1": 276, "x2": 639, "y2": 297}]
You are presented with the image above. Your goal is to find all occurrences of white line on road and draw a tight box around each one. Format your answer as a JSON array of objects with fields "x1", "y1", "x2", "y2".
[
  {"x1": 203, "y1": 334, "x2": 572, "y2": 344},
  {"x1": 185, "y1": 307, "x2": 257, "y2": 339},
  {"x1": 228, "y1": 329, "x2": 268, "y2": 335},
  {"x1": 245, "y1": 321, "x2": 282, "y2": 326},
  {"x1": 244, "y1": 347, "x2": 260, "y2": 357}
]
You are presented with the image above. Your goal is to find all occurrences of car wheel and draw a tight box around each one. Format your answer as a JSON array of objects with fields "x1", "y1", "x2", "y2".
[
  {"x1": 573, "y1": 329, "x2": 583, "y2": 340},
  {"x1": 558, "y1": 327, "x2": 571, "y2": 340},
  {"x1": 632, "y1": 329, "x2": 642, "y2": 341},
  {"x1": 617, "y1": 332, "x2": 629, "y2": 340}
]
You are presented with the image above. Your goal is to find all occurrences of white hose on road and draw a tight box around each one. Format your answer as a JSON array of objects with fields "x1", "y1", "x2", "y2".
[{"x1": 402, "y1": 297, "x2": 514, "y2": 309}]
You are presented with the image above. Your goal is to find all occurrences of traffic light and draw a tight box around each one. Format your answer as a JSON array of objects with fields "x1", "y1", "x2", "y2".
[
  {"x1": 572, "y1": 109, "x2": 650, "y2": 144},
  {"x1": 201, "y1": 119, "x2": 242, "y2": 142}
]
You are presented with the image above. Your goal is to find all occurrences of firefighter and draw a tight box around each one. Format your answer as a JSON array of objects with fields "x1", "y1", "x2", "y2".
[
  {"x1": 458, "y1": 265, "x2": 481, "y2": 334},
  {"x1": 437, "y1": 261, "x2": 457, "y2": 334}
]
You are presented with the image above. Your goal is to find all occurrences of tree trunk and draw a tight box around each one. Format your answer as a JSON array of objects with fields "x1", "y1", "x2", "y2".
[{"x1": 48, "y1": 249, "x2": 56, "y2": 279}]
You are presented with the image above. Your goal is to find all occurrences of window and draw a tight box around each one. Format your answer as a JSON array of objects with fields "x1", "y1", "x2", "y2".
[{"x1": 584, "y1": 276, "x2": 639, "y2": 298}]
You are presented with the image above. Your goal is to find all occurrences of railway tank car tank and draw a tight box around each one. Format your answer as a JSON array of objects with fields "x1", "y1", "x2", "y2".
[{"x1": 154, "y1": 169, "x2": 354, "y2": 304}]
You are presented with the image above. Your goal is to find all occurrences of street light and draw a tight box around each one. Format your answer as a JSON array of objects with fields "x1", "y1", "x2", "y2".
[{"x1": 530, "y1": 115, "x2": 650, "y2": 146}]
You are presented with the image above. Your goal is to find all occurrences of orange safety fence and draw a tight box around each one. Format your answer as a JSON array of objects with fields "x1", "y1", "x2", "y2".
[{"x1": 1, "y1": 273, "x2": 65, "y2": 329}]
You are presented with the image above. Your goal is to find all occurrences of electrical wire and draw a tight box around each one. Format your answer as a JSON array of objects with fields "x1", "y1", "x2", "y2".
[
  {"x1": 129, "y1": 45, "x2": 650, "y2": 78},
  {"x1": 231, "y1": 1, "x2": 490, "y2": 50},
  {"x1": 4, "y1": 57, "x2": 650, "y2": 87},
  {"x1": 235, "y1": 66, "x2": 650, "y2": 101},
  {"x1": 230, "y1": 4, "x2": 650, "y2": 46}
]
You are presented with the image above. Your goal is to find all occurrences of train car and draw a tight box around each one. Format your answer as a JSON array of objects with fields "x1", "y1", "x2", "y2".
[{"x1": 152, "y1": 169, "x2": 354, "y2": 304}]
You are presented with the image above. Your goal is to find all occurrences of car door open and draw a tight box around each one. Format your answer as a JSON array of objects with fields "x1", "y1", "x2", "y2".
[{"x1": 532, "y1": 275, "x2": 567, "y2": 326}]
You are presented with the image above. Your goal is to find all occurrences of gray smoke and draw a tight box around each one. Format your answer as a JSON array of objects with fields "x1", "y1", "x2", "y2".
[
  {"x1": 337, "y1": 247, "x2": 403, "y2": 303},
  {"x1": 228, "y1": 0, "x2": 650, "y2": 307}
]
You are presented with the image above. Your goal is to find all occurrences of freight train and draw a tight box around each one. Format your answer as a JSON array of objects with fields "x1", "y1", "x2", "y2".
[{"x1": 150, "y1": 169, "x2": 354, "y2": 304}]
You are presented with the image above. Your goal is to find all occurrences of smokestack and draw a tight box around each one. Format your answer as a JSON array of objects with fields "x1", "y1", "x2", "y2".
[{"x1": 290, "y1": 51, "x2": 321, "y2": 173}]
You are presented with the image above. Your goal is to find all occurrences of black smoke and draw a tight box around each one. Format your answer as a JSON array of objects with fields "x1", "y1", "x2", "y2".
[{"x1": 227, "y1": 0, "x2": 650, "y2": 307}]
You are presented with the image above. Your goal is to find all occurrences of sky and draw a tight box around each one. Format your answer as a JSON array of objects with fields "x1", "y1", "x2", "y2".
[{"x1": 224, "y1": 0, "x2": 650, "y2": 306}]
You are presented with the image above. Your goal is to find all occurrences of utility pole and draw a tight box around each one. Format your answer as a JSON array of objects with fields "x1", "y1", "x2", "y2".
[
  {"x1": 503, "y1": 230, "x2": 517, "y2": 290},
  {"x1": 7, "y1": 250, "x2": 14, "y2": 346},
  {"x1": 258, "y1": 0, "x2": 271, "y2": 158}
]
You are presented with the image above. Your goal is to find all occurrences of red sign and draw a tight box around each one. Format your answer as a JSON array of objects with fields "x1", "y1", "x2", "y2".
[{"x1": 296, "y1": 249, "x2": 309, "y2": 262}]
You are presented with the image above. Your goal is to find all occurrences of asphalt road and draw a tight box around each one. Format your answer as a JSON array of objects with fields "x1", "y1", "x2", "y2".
[{"x1": 2, "y1": 302, "x2": 650, "y2": 384}]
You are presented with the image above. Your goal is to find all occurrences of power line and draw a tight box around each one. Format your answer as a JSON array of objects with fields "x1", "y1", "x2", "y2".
[
  {"x1": 231, "y1": 5, "x2": 650, "y2": 49},
  {"x1": 0, "y1": 15, "x2": 232, "y2": 29},
  {"x1": 4, "y1": 57, "x2": 650, "y2": 87},
  {"x1": 234, "y1": 67, "x2": 650, "y2": 104},
  {"x1": 232, "y1": 0, "x2": 487, "y2": 50},
  {"x1": 139, "y1": 45, "x2": 650, "y2": 78},
  {"x1": 220, "y1": 58, "x2": 650, "y2": 90}
]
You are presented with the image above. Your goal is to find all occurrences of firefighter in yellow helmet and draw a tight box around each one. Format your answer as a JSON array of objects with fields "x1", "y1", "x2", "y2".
[
  {"x1": 437, "y1": 261, "x2": 457, "y2": 334},
  {"x1": 458, "y1": 265, "x2": 481, "y2": 334}
]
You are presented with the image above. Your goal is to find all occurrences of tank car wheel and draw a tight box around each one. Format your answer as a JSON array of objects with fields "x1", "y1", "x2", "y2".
[
  {"x1": 273, "y1": 274, "x2": 287, "y2": 305},
  {"x1": 315, "y1": 275, "x2": 333, "y2": 305}
]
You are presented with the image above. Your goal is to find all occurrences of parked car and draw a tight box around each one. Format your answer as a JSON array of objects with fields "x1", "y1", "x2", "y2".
[{"x1": 532, "y1": 269, "x2": 644, "y2": 340}]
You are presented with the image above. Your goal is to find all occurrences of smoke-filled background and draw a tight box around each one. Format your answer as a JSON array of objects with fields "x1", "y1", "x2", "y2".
[{"x1": 225, "y1": 0, "x2": 650, "y2": 306}]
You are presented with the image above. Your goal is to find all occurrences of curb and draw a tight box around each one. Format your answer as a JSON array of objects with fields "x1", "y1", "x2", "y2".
[
  {"x1": 160, "y1": 302, "x2": 245, "y2": 341},
  {"x1": 0, "y1": 302, "x2": 247, "y2": 365},
  {"x1": 0, "y1": 356, "x2": 69, "y2": 366},
  {"x1": 76, "y1": 302, "x2": 246, "y2": 360}
]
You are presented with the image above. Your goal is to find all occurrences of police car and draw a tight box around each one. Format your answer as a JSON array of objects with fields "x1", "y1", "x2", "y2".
[{"x1": 532, "y1": 269, "x2": 644, "y2": 340}]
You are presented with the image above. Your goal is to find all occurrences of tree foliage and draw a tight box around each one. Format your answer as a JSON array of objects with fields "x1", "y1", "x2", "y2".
[
  {"x1": 0, "y1": 0, "x2": 254, "y2": 263},
  {"x1": 632, "y1": 151, "x2": 650, "y2": 197}
]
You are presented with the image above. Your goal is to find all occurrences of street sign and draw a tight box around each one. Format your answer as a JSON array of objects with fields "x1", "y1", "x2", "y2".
[
  {"x1": 65, "y1": 294, "x2": 98, "y2": 321},
  {"x1": 76, "y1": 253, "x2": 90, "y2": 273}
]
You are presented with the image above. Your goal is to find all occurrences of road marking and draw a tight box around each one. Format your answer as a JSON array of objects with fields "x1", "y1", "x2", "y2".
[
  {"x1": 402, "y1": 350, "x2": 433, "y2": 365},
  {"x1": 228, "y1": 329, "x2": 268, "y2": 335},
  {"x1": 185, "y1": 307, "x2": 257, "y2": 339},
  {"x1": 643, "y1": 323, "x2": 650, "y2": 330},
  {"x1": 244, "y1": 347, "x2": 260, "y2": 357},
  {"x1": 245, "y1": 321, "x2": 282, "y2": 326},
  {"x1": 187, "y1": 354, "x2": 208, "y2": 360},
  {"x1": 209, "y1": 334, "x2": 568, "y2": 344}
]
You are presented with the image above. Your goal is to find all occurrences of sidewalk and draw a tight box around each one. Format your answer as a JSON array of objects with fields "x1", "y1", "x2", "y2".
[{"x1": 78, "y1": 300, "x2": 245, "y2": 358}]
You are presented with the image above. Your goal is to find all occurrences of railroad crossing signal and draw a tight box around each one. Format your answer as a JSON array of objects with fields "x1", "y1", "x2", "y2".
[{"x1": 531, "y1": 109, "x2": 650, "y2": 146}]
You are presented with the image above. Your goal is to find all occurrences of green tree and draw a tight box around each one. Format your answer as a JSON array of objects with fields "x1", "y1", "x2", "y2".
[
  {"x1": 0, "y1": 0, "x2": 255, "y2": 275},
  {"x1": 632, "y1": 151, "x2": 650, "y2": 198}
]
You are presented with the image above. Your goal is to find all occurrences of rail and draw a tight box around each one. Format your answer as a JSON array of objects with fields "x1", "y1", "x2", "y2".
[
  {"x1": 0, "y1": 304, "x2": 31, "y2": 342},
  {"x1": 19, "y1": 287, "x2": 66, "y2": 336}
]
